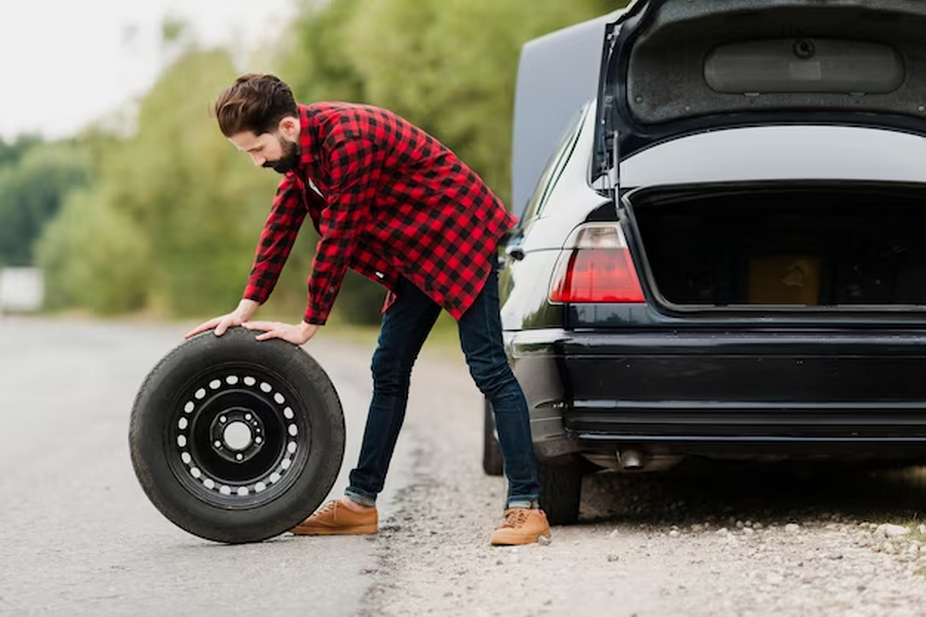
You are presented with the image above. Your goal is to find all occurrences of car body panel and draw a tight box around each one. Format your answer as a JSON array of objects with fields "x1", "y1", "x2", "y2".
[
  {"x1": 620, "y1": 126, "x2": 926, "y2": 189},
  {"x1": 511, "y1": 328, "x2": 926, "y2": 461}
]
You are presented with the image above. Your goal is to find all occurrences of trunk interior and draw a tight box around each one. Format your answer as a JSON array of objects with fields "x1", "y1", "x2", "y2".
[{"x1": 629, "y1": 184, "x2": 926, "y2": 309}]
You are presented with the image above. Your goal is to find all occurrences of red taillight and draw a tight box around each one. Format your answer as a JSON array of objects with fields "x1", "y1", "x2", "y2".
[{"x1": 549, "y1": 224, "x2": 645, "y2": 304}]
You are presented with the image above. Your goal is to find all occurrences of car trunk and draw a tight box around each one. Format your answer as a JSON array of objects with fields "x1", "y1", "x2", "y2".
[{"x1": 626, "y1": 183, "x2": 926, "y2": 309}]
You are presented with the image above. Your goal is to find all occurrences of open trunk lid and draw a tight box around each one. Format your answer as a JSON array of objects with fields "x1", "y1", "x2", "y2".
[{"x1": 603, "y1": 0, "x2": 926, "y2": 158}]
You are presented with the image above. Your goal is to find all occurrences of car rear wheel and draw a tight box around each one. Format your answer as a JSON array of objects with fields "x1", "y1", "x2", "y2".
[
  {"x1": 538, "y1": 460, "x2": 582, "y2": 525},
  {"x1": 482, "y1": 400, "x2": 504, "y2": 476},
  {"x1": 129, "y1": 327, "x2": 345, "y2": 544}
]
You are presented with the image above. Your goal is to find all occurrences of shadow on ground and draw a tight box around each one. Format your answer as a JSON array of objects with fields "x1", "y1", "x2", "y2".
[{"x1": 578, "y1": 459, "x2": 926, "y2": 527}]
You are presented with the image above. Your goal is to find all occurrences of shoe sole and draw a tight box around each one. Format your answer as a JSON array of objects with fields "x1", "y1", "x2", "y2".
[
  {"x1": 490, "y1": 532, "x2": 552, "y2": 546},
  {"x1": 290, "y1": 525, "x2": 378, "y2": 536}
]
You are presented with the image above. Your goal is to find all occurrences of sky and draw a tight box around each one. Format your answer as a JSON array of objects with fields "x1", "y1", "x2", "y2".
[{"x1": 0, "y1": 0, "x2": 298, "y2": 140}]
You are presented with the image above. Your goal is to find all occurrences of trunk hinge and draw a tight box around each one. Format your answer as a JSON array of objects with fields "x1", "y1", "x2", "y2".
[
  {"x1": 611, "y1": 126, "x2": 620, "y2": 209},
  {"x1": 597, "y1": 27, "x2": 621, "y2": 211}
]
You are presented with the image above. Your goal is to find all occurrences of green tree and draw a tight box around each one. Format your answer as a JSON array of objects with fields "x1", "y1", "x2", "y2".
[
  {"x1": 0, "y1": 135, "x2": 41, "y2": 169},
  {"x1": 0, "y1": 142, "x2": 88, "y2": 266},
  {"x1": 36, "y1": 188, "x2": 150, "y2": 313}
]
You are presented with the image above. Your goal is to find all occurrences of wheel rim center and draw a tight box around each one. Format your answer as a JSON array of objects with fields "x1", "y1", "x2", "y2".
[{"x1": 223, "y1": 421, "x2": 253, "y2": 451}]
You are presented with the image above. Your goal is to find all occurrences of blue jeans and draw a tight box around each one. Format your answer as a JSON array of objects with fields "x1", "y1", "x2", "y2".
[{"x1": 345, "y1": 266, "x2": 541, "y2": 509}]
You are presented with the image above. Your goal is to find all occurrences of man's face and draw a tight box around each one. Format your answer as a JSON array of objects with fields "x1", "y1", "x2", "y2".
[{"x1": 230, "y1": 118, "x2": 301, "y2": 174}]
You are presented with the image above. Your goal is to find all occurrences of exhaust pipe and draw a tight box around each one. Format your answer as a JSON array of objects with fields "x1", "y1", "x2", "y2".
[{"x1": 617, "y1": 449, "x2": 645, "y2": 470}]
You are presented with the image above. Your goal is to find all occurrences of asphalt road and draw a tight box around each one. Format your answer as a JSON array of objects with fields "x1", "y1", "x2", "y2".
[{"x1": 0, "y1": 317, "x2": 407, "y2": 617}]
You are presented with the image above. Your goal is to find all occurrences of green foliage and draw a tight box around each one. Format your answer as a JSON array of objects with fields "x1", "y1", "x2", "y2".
[
  {"x1": 0, "y1": 142, "x2": 88, "y2": 266},
  {"x1": 0, "y1": 135, "x2": 41, "y2": 168},
  {"x1": 36, "y1": 189, "x2": 150, "y2": 313},
  {"x1": 278, "y1": 0, "x2": 367, "y2": 104}
]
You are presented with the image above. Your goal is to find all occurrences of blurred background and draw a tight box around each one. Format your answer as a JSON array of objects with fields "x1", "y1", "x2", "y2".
[{"x1": 0, "y1": 0, "x2": 628, "y2": 326}]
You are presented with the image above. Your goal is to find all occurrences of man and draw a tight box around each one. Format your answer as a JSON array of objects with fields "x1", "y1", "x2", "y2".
[{"x1": 186, "y1": 74, "x2": 551, "y2": 546}]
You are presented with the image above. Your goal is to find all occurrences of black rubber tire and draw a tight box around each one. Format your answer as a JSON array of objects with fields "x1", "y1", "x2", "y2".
[
  {"x1": 539, "y1": 460, "x2": 582, "y2": 525},
  {"x1": 129, "y1": 327, "x2": 345, "y2": 544},
  {"x1": 482, "y1": 399, "x2": 504, "y2": 476}
]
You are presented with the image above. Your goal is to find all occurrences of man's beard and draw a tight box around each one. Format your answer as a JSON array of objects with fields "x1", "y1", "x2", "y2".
[{"x1": 263, "y1": 137, "x2": 300, "y2": 174}]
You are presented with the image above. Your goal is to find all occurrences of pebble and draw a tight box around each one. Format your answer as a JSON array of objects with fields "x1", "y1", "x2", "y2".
[
  {"x1": 538, "y1": 535, "x2": 552, "y2": 546},
  {"x1": 669, "y1": 530, "x2": 680, "y2": 538},
  {"x1": 717, "y1": 528, "x2": 729, "y2": 536},
  {"x1": 919, "y1": 524, "x2": 926, "y2": 535},
  {"x1": 607, "y1": 554, "x2": 620, "y2": 563},
  {"x1": 743, "y1": 528, "x2": 756, "y2": 536},
  {"x1": 786, "y1": 524, "x2": 801, "y2": 534},
  {"x1": 877, "y1": 524, "x2": 910, "y2": 538},
  {"x1": 609, "y1": 530, "x2": 620, "y2": 539}
]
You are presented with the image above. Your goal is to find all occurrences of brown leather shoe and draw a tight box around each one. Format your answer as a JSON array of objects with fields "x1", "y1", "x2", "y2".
[
  {"x1": 290, "y1": 499, "x2": 378, "y2": 536},
  {"x1": 490, "y1": 508, "x2": 552, "y2": 546}
]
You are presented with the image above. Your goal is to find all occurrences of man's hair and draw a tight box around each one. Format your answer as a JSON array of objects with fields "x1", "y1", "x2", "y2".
[{"x1": 213, "y1": 74, "x2": 298, "y2": 137}]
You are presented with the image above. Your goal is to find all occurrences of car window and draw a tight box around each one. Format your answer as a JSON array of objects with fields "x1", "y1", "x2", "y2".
[{"x1": 520, "y1": 105, "x2": 588, "y2": 225}]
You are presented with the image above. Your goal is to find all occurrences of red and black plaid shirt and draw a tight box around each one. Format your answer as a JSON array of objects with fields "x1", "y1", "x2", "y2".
[{"x1": 243, "y1": 103, "x2": 516, "y2": 325}]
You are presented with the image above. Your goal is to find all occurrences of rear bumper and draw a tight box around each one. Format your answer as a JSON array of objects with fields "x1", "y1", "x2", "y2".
[{"x1": 508, "y1": 328, "x2": 926, "y2": 462}]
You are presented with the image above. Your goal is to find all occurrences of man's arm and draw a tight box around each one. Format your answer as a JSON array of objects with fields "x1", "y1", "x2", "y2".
[{"x1": 244, "y1": 174, "x2": 308, "y2": 304}]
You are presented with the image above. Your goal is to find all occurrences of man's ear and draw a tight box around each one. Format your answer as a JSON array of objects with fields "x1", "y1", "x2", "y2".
[{"x1": 279, "y1": 116, "x2": 300, "y2": 140}]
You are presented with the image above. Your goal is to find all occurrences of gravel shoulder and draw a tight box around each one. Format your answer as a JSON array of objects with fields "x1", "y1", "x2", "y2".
[{"x1": 360, "y1": 344, "x2": 926, "y2": 617}]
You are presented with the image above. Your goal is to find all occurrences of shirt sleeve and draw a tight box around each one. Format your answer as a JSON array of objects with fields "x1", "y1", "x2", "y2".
[
  {"x1": 303, "y1": 128, "x2": 381, "y2": 325},
  {"x1": 243, "y1": 174, "x2": 307, "y2": 305}
]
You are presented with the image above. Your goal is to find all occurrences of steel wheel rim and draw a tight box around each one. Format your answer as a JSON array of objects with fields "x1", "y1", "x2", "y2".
[{"x1": 165, "y1": 363, "x2": 311, "y2": 508}]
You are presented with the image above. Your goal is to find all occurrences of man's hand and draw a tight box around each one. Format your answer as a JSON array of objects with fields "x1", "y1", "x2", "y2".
[
  {"x1": 185, "y1": 299, "x2": 259, "y2": 339},
  {"x1": 243, "y1": 320, "x2": 319, "y2": 345}
]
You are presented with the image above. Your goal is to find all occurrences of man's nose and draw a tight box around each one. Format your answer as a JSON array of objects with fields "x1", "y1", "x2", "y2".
[{"x1": 249, "y1": 153, "x2": 265, "y2": 166}]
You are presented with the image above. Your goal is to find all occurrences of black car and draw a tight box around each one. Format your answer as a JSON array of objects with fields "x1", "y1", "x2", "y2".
[{"x1": 486, "y1": 0, "x2": 926, "y2": 524}]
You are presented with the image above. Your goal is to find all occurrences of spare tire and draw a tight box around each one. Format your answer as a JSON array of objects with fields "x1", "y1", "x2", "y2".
[{"x1": 129, "y1": 327, "x2": 345, "y2": 544}]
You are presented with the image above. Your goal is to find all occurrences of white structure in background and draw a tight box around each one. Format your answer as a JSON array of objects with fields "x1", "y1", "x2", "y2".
[{"x1": 0, "y1": 267, "x2": 44, "y2": 313}]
